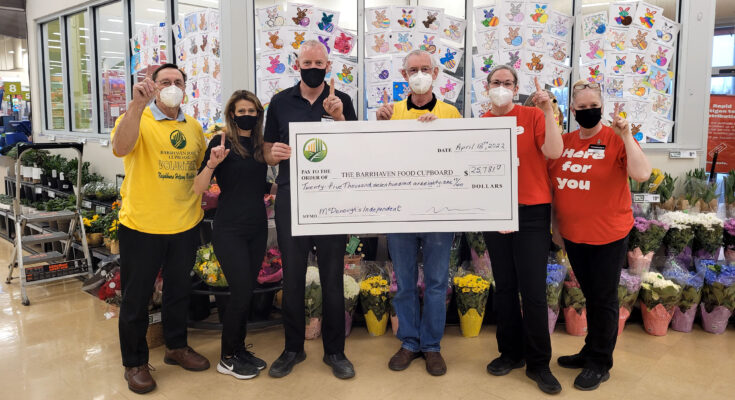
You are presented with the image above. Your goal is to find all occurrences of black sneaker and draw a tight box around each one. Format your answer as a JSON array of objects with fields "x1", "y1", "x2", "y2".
[
  {"x1": 236, "y1": 345, "x2": 267, "y2": 371},
  {"x1": 216, "y1": 355, "x2": 259, "y2": 380},
  {"x1": 268, "y1": 350, "x2": 306, "y2": 378},
  {"x1": 557, "y1": 353, "x2": 586, "y2": 369},
  {"x1": 526, "y1": 368, "x2": 562, "y2": 395},
  {"x1": 323, "y1": 353, "x2": 355, "y2": 379},
  {"x1": 574, "y1": 368, "x2": 610, "y2": 391},
  {"x1": 486, "y1": 356, "x2": 525, "y2": 376}
]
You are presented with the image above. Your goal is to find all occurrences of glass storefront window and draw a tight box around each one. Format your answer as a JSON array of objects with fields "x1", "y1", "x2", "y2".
[
  {"x1": 66, "y1": 11, "x2": 93, "y2": 132},
  {"x1": 177, "y1": 0, "x2": 220, "y2": 21},
  {"x1": 132, "y1": 0, "x2": 168, "y2": 83},
  {"x1": 44, "y1": 19, "x2": 65, "y2": 130},
  {"x1": 97, "y1": 1, "x2": 127, "y2": 132},
  {"x1": 712, "y1": 34, "x2": 735, "y2": 68}
]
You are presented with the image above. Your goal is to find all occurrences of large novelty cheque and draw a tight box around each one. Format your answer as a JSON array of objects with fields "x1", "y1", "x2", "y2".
[{"x1": 289, "y1": 118, "x2": 519, "y2": 235}]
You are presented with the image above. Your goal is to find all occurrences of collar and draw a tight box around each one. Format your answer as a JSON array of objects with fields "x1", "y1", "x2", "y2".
[
  {"x1": 150, "y1": 101, "x2": 186, "y2": 122},
  {"x1": 407, "y1": 93, "x2": 437, "y2": 111}
]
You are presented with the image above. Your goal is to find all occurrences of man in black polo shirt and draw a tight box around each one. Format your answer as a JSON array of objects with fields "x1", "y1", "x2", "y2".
[{"x1": 264, "y1": 39, "x2": 357, "y2": 380}]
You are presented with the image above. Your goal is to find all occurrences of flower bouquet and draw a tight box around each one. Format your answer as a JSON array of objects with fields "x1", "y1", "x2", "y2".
[
  {"x1": 201, "y1": 182, "x2": 220, "y2": 211},
  {"x1": 360, "y1": 269, "x2": 390, "y2": 336},
  {"x1": 304, "y1": 266, "x2": 322, "y2": 339},
  {"x1": 258, "y1": 247, "x2": 283, "y2": 284},
  {"x1": 700, "y1": 260, "x2": 735, "y2": 334},
  {"x1": 691, "y1": 213, "x2": 723, "y2": 265},
  {"x1": 546, "y1": 263, "x2": 566, "y2": 335},
  {"x1": 193, "y1": 243, "x2": 228, "y2": 287},
  {"x1": 562, "y1": 269, "x2": 587, "y2": 336},
  {"x1": 453, "y1": 268, "x2": 492, "y2": 337},
  {"x1": 725, "y1": 219, "x2": 735, "y2": 263},
  {"x1": 724, "y1": 170, "x2": 735, "y2": 218},
  {"x1": 465, "y1": 232, "x2": 491, "y2": 278},
  {"x1": 343, "y1": 273, "x2": 360, "y2": 336},
  {"x1": 617, "y1": 269, "x2": 642, "y2": 335},
  {"x1": 83, "y1": 213, "x2": 105, "y2": 246},
  {"x1": 627, "y1": 217, "x2": 668, "y2": 275},
  {"x1": 639, "y1": 272, "x2": 682, "y2": 336},
  {"x1": 653, "y1": 172, "x2": 677, "y2": 216},
  {"x1": 659, "y1": 211, "x2": 695, "y2": 269},
  {"x1": 662, "y1": 263, "x2": 704, "y2": 332},
  {"x1": 677, "y1": 169, "x2": 719, "y2": 213}
]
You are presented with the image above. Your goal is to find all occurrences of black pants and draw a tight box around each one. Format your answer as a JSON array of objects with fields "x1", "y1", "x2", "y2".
[
  {"x1": 275, "y1": 186, "x2": 346, "y2": 355},
  {"x1": 483, "y1": 204, "x2": 552, "y2": 371},
  {"x1": 563, "y1": 235, "x2": 628, "y2": 372},
  {"x1": 213, "y1": 224, "x2": 268, "y2": 358},
  {"x1": 118, "y1": 223, "x2": 200, "y2": 367}
]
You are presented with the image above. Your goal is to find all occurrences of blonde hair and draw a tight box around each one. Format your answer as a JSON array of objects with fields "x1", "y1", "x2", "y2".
[
  {"x1": 571, "y1": 79, "x2": 602, "y2": 106},
  {"x1": 298, "y1": 39, "x2": 329, "y2": 60}
]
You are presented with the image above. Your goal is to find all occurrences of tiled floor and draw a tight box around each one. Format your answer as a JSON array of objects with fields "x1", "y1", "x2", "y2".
[{"x1": 1, "y1": 239, "x2": 734, "y2": 400}]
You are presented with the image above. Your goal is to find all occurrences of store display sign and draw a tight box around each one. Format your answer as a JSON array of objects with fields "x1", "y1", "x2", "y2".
[
  {"x1": 4, "y1": 81, "x2": 21, "y2": 95},
  {"x1": 706, "y1": 94, "x2": 735, "y2": 173},
  {"x1": 21, "y1": 91, "x2": 30, "y2": 101},
  {"x1": 289, "y1": 118, "x2": 519, "y2": 235}
]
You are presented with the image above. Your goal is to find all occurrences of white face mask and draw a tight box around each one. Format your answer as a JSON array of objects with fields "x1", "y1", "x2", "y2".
[
  {"x1": 159, "y1": 85, "x2": 184, "y2": 108},
  {"x1": 488, "y1": 86, "x2": 514, "y2": 107},
  {"x1": 408, "y1": 71, "x2": 434, "y2": 95}
]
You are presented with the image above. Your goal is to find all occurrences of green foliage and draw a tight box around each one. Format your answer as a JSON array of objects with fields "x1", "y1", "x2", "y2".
[{"x1": 679, "y1": 285, "x2": 702, "y2": 312}]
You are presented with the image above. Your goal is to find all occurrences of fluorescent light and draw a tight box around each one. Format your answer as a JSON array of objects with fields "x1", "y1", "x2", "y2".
[
  {"x1": 8, "y1": 51, "x2": 14, "y2": 54},
  {"x1": 147, "y1": 8, "x2": 165, "y2": 13},
  {"x1": 100, "y1": 37, "x2": 111, "y2": 41},
  {"x1": 135, "y1": 22, "x2": 154, "y2": 26},
  {"x1": 107, "y1": 18, "x2": 123, "y2": 23},
  {"x1": 202, "y1": 0, "x2": 219, "y2": 4},
  {"x1": 100, "y1": 30, "x2": 122, "y2": 34},
  {"x1": 81, "y1": 35, "x2": 89, "y2": 38},
  {"x1": 104, "y1": 51, "x2": 124, "y2": 54},
  {"x1": 48, "y1": 46, "x2": 61, "y2": 49},
  {"x1": 53, "y1": 32, "x2": 60, "y2": 35},
  {"x1": 581, "y1": 0, "x2": 636, "y2": 7},
  {"x1": 80, "y1": 27, "x2": 88, "y2": 31}
]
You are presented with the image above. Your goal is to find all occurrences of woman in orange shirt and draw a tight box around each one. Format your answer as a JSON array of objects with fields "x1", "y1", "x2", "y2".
[
  {"x1": 548, "y1": 81, "x2": 651, "y2": 391},
  {"x1": 481, "y1": 65, "x2": 564, "y2": 395}
]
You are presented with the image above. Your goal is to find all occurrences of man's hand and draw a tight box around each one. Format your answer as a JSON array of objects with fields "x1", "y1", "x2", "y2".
[
  {"x1": 270, "y1": 142, "x2": 292, "y2": 162},
  {"x1": 207, "y1": 133, "x2": 230, "y2": 169},
  {"x1": 531, "y1": 77, "x2": 553, "y2": 114},
  {"x1": 323, "y1": 77, "x2": 345, "y2": 121},
  {"x1": 417, "y1": 113, "x2": 438, "y2": 122},
  {"x1": 132, "y1": 70, "x2": 157, "y2": 108},
  {"x1": 376, "y1": 103, "x2": 394, "y2": 120}
]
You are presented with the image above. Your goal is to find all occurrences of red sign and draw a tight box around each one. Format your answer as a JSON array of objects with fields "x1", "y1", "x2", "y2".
[{"x1": 707, "y1": 94, "x2": 735, "y2": 173}]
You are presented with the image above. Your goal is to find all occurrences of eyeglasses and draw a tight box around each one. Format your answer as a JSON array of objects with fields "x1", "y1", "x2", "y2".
[
  {"x1": 156, "y1": 79, "x2": 185, "y2": 88},
  {"x1": 488, "y1": 80, "x2": 516, "y2": 88},
  {"x1": 573, "y1": 82, "x2": 601, "y2": 91},
  {"x1": 405, "y1": 66, "x2": 434, "y2": 75}
]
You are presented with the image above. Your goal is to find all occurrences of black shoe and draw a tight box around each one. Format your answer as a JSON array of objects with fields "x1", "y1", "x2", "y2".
[
  {"x1": 486, "y1": 356, "x2": 525, "y2": 376},
  {"x1": 236, "y1": 345, "x2": 267, "y2": 371},
  {"x1": 574, "y1": 368, "x2": 610, "y2": 391},
  {"x1": 526, "y1": 368, "x2": 562, "y2": 395},
  {"x1": 216, "y1": 356, "x2": 259, "y2": 380},
  {"x1": 268, "y1": 350, "x2": 306, "y2": 378},
  {"x1": 557, "y1": 353, "x2": 586, "y2": 369},
  {"x1": 323, "y1": 353, "x2": 355, "y2": 379}
]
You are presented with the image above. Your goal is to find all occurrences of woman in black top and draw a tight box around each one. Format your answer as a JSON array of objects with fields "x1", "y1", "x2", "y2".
[{"x1": 193, "y1": 90, "x2": 269, "y2": 380}]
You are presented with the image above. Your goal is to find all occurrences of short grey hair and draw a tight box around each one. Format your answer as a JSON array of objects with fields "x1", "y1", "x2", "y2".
[
  {"x1": 298, "y1": 39, "x2": 329, "y2": 60},
  {"x1": 487, "y1": 65, "x2": 518, "y2": 86},
  {"x1": 402, "y1": 49, "x2": 438, "y2": 70}
]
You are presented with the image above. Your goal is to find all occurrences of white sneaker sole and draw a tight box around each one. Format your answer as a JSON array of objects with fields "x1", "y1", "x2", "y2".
[{"x1": 217, "y1": 363, "x2": 258, "y2": 380}]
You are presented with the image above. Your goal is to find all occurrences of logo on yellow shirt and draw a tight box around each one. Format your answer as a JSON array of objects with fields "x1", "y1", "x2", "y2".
[
  {"x1": 170, "y1": 130, "x2": 187, "y2": 149},
  {"x1": 303, "y1": 138, "x2": 328, "y2": 162}
]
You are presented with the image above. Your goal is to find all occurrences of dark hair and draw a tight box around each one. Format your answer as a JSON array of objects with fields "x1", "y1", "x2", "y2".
[
  {"x1": 224, "y1": 90, "x2": 265, "y2": 163},
  {"x1": 152, "y1": 63, "x2": 187, "y2": 83}
]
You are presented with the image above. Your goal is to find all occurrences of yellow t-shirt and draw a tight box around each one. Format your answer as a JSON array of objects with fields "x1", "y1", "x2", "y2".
[
  {"x1": 110, "y1": 107, "x2": 206, "y2": 234},
  {"x1": 390, "y1": 97, "x2": 462, "y2": 120}
]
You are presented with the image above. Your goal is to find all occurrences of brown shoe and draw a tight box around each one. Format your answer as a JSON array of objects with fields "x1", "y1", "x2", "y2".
[
  {"x1": 388, "y1": 348, "x2": 422, "y2": 371},
  {"x1": 424, "y1": 351, "x2": 447, "y2": 376},
  {"x1": 124, "y1": 364, "x2": 156, "y2": 394},
  {"x1": 164, "y1": 346, "x2": 210, "y2": 371}
]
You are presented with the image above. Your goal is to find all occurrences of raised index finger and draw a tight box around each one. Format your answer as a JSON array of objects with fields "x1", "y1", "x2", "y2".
[
  {"x1": 329, "y1": 77, "x2": 335, "y2": 97},
  {"x1": 220, "y1": 130, "x2": 226, "y2": 146},
  {"x1": 534, "y1": 76, "x2": 542, "y2": 93}
]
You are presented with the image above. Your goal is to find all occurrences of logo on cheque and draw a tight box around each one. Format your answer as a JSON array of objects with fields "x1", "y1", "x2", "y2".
[
  {"x1": 170, "y1": 130, "x2": 187, "y2": 149},
  {"x1": 303, "y1": 138, "x2": 328, "y2": 162}
]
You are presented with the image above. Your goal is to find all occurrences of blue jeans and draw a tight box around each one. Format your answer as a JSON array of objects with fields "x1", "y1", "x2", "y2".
[{"x1": 387, "y1": 232, "x2": 453, "y2": 353}]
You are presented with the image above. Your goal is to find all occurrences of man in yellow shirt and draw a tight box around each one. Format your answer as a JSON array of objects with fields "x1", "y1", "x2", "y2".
[
  {"x1": 376, "y1": 50, "x2": 460, "y2": 377},
  {"x1": 111, "y1": 64, "x2": 208, "y2": 395}
]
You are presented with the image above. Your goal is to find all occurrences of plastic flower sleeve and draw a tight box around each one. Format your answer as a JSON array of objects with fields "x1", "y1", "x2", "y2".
[
  {"x1": 465, "y1": 232, "x2": 492, "y2": 278},
  {"x1": 724, "y1": 219, "x2": 735, "y2": 263},
  {"x1": 618, "y1": 269, "x2": 642, "y2": 311},
  {"x1": 546, "y1": 263, "x2": 566, "y2": 313},
  {"x1": 659, "y1": 211, "x2": 696, "y2": 268},
  {"x1": 627, "y1": 217, "x2": 668, "y2": 275},
  {"x1": 453, "y1": 266, "x2": 492, "y2": 337},
  {"x1": 562, "y1": 269, "x2": 586, "y2": 314},
  {"x1": 691, "y1": 213, "x2": 724, "y2": 264},
  {"x1": 359, "y1": 261, "x2": 390, "y2": 336}
]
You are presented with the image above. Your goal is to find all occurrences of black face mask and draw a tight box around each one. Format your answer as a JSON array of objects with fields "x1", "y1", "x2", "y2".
[
  {"x1": 300, "y1": 67, "x2": 327, "y2": 88},
  {"x1": 574, "y1": 107, "x2": 602, "y2": 129},
  {"x1": 233, "y1": 114, "x2": 258, "y2": 131}
]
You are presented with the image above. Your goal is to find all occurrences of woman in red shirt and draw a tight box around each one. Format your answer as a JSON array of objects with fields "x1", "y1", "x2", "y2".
[
  {"x1": 481, "y1": 65, "x2": 563, "y2": 395},
  {"x1": 548, "y1": 81, "x2": 651, "y2": 391}
]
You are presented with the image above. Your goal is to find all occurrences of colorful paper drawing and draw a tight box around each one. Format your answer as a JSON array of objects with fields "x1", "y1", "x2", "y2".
[
  {"x1": 633, "y1": 2, "x2": 663, "y2": 30},
  {"x1": 368, "y1": 83, "x2": 392, "y2": 107},
  {"x1": 287, "y1": 3, "x2": 312, "y2": 28},
  {"x1": 317, "y1": 35, "x2": 332, "y2": 54},
  {"x1": 391, "y1": 31, "x2": 415, "y2": 53},
  {"x1": 604, "y1": 99, "x2": 629, "y2": 122},
  {"x1": 501, "y1": 1, "x2": 525, "y2": 24},
  {"x1": 605, "y1": 76, "x2": 625, "y2": 98},
  {"x1": 368, "y1": 33, "x2": 390, "y2": 56},
  {"x1": 580, "y1": 11, "x2": 607, "y2": 40},
  {"x1": 630, "y1": 122, "x2": 645, "y2": 142},
  {"x1": 644, "y1": 116, "x2": 674, "y2": 142},
  {"x1": 498, "y1": 47, "x2": 522, "y2": 70},
  {"x1": 527, "y1": 2, "x2": 550, "y2": 25},
  {"x1": 650, "y1": 92, "x2": 673, "y2": 117},
  {"x1": 475, "y1": 5, "x2": 500, "y2": 31},
  {"x1": 437, "y1": 44, "x2": 462, "y2": 73},
  {"x1": 332, "y1": 59, "x2": 357, "y2": 85},
  {"x1": 628, "y1": 29, "x2": 650, "y2": 51},
  {"x1": 393, "y1": 82, "x2": 409, "y2": 101},
  {"x1": 419, "y1": 34, "x2": 439, "y2": 55},
  {"x1": 314, "y1": 9, "x2": 339, "y2": 33},
  {"x1": 546, "y1": 39, "x2": 569, "y2": 62},
  {"x1": 609, "y1": 2, "x2": 637, "y2": 27},
  {"x1": 653, "y1": 16, "x2": 679, "y2": 46},
  {"x1": 524, "y1": 27, "x2": 546, "y2": 49},
  {"x1": 263, "y1": 29, "x2": 285, "y2": 50},
  {"x1": 644, "y1": 66, "x2": 672, "y2": 93},
  {"x1": 473, "y1": 51, "x2": 500, "y2": 76},
  {"x1": 471, "y1": 100, "x2": 494, "y2": 118},
  {"x1": 393, "y1": 6, "x2": 417, "y2": 30},
  {"x1": 628, "y1": 99, "x2": 652, "y2": 122},
  {"x1": 629, "y1": 52, "x2": 650, "y2": 75},
  {"x1": 607, "y1": 27, "x2": 627, "y2": 51},
  {"x1": 258, "y1": 5, "x2": 286, "y2": 30},
  {"x1": 503, "y1": 25, "x2": 524, "y2": 48},
  {"x1": 287, "y1": 28, "x2": 308, "y2": 50},
  {"x1": 435, "y1": 73, "x2": 463, "y2": 103},
  {"x1": 547, "y1": 10, "x2": 573, "y2": 39},
  {"x1": 441, "y1": 15, "x2": 466, "y2": 43},
  {"x1": 332, "y1": 28, "x2": 356, "y2": 55},
  {"x1": 581, "y1": 39, "x2": 605, "y2": 63},
  {"x1": 477, "y1": 30, "x2": 499, "y2": 54},
  {"x1": 365, "y1": 58, "x2": 392, "y2": 84},
  {"x1": 581, "y1": 63, "x2": 604, "y2": 84},
  {"x1": 418, "y1": 7, "x2": 443, "y2": 33},
  {"x1": 545, "y1": 62, "x2": 571, "y2": 88},
  {"x1": 472, "y1": 78, "x2": 492, "y2": 101},
  {"x1": 367, "y1": 7, "x2": 391, "y2": 32},
  {"x1": 523, "y1": 50, "x2": 546, "y2": 73},
  {"x1": 624, "y1": 75, "x2": 649, "y2": 98},
  {"x1": 606, "y1": 52, "x2": 627, "y2": 75},
  {"x1": 647, "y1": 43, "x2": 674, "y2": 69}
]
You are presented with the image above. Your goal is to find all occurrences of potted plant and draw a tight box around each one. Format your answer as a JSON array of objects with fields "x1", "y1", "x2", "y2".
[
  {"x1": 453, "y1": 268, "x2": 492, "y2": 338},
  {"x1": 83, "y1": 213, "x2": 105, "y2": 246},
  {"x1": 724, "y1": 170, "x2": 735, "y2": 218},
  {"x1": 359, "y1": 272, "x2": 390, "y2": 336},
  {"x1": 304, "y1": 266, "x2": 322, "y2": 340},
  {"x1": 639, "y1": 272, "x2": 682, "y2": 336}
]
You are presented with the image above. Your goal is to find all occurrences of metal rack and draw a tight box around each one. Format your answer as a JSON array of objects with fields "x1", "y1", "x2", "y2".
[{"x1": 4, "y1": 143, "x2": 93, "y2": 306}]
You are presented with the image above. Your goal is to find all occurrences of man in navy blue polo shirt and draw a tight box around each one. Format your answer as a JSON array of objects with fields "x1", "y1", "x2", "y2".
[{"x1": 263, "y1": 39, "x2": 357, "y2": 380}]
